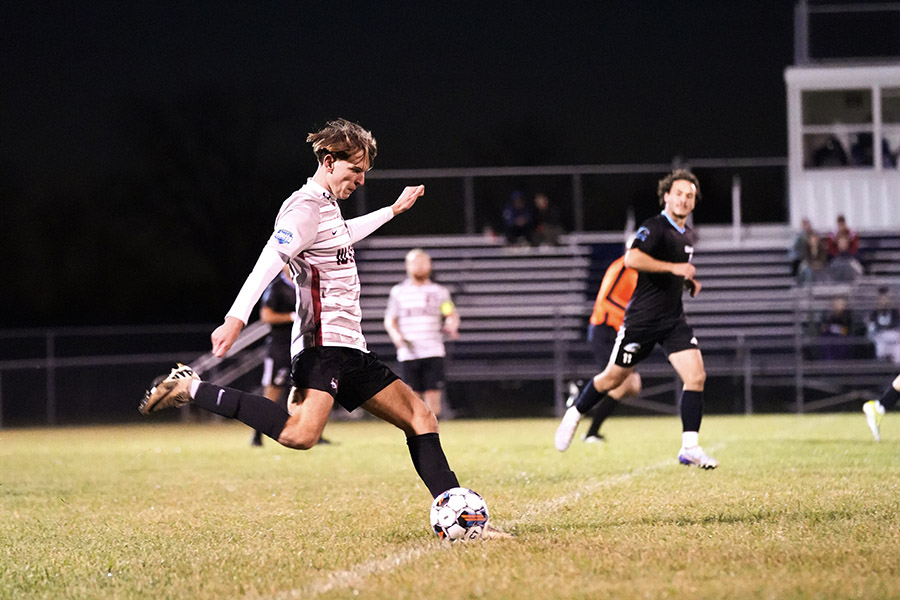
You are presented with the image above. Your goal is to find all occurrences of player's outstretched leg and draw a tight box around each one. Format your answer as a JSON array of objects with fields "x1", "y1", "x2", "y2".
[{"x1": 140, "y1": 363, "x2": 290, "y2": 442}]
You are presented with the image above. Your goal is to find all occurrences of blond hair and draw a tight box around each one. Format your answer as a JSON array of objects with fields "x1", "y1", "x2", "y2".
[{"x1": 306, "y1": 118, "x2": 377, "y2": 166}]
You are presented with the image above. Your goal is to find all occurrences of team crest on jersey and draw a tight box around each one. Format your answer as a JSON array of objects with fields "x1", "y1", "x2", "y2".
[
  {"x1": 634, "y1": 226, "x2": 650, "y2": 242},
  {"x1": 274, "y1": 229, "x2": 294, "y2": 245},
  {"x1": 624, "y1": 343, "x2": 641, "y2": 353}
]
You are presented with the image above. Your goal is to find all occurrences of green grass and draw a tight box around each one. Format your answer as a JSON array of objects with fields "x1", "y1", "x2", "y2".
[{"x1": 1, "y1": 414, "x2": 899, "y2": 599}]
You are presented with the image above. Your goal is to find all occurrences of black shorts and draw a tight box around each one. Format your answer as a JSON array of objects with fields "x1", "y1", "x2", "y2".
[
  {"x1": 291, "y1": 347, "x2": 399, "y2": 412},
  {"x1": 261, "y1": 340, "x2": 292, "y2": 387},
  {"x1": 587, "y1": 324, "x2": 618, "y2": 366},
  {"x1": 612, "y1": 319, "x2": 699, "y2": 368},
  {"x1": 400, "y1": 357, "x2": 446, "y2": 392}
]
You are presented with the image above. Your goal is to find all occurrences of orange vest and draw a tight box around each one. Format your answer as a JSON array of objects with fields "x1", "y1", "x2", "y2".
[{"x1": 589, "y1": 255, "x2": 638, "y2": 330}]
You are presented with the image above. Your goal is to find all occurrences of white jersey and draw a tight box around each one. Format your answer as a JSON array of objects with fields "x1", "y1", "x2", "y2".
[
  {"x1": 385, "y1": 278, "x2": 453, "y2": 361},
  {"x1": 225, "y1": 178, "x2": 394, "y2": 358}
]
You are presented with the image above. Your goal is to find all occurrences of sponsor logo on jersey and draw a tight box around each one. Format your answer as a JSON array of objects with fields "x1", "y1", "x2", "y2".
[
  {"x1": 624, "y1": 342, "x2": 641, "y2": 353},
  {"x1": 274, "y1": 229, "x2": 294, "y2": 245},
  {"x1": 330, "y1": 377, "x2": 339, "y2": 392},
  {"x1": 690, "y1": 337, "x2": 698, "y2": 346}
]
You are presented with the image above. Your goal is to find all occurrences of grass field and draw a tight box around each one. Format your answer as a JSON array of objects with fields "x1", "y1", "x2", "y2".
[{"x1": 2, "y1": 414, "x2": 899, "y2": 599}]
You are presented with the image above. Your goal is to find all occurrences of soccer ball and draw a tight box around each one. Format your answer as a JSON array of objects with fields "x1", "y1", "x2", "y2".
[{"x1": 429, "y1": 487, "x2": 489, "y2": 541}]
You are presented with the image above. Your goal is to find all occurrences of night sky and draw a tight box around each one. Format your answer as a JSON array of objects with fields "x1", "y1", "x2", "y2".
[{"x1": 0, "y1": 3, "x2": 825, "y2": 328}]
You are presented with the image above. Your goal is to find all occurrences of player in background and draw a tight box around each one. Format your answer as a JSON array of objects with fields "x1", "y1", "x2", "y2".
[
  {"x1": 554, "y1": 169, "x2": 718, "y2": 469},
  {"x1": 384, "y1": 248, "x2": 460, "y2": 419},
  {"x1": 863, "y1": 373, "x2": 900, "y2": 442},
  {"x1": 568, "y1": 254, "x2": 642, "y2": 443},
  {"x1": 140, "y1": 120, "x2": 506, "y2": 534}
]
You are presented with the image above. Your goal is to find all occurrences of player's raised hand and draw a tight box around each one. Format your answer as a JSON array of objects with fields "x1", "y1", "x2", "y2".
[
  {"x1": 211, "y1": 316, "x2": 244, "y2": 357},
  {"x1": 391, "y1": 185, "x2": 425, "y2": 215}
]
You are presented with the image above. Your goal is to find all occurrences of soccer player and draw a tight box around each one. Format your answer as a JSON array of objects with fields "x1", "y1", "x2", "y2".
[
  {"x1": 570, "y1": 254, "x2": 642, "y2": 443},
  {"x1": 863, "y1": 373, "x2": 900, "y2": 442},
  {"x1": 384, "y1": 248, "x2": 460, "y2": 418},
  {"x1": 554, "y1": 169, "x2": 718, "y2": 469},
  {"x1": 140, "y1": 119, "x2": 475, "y2": 508}
]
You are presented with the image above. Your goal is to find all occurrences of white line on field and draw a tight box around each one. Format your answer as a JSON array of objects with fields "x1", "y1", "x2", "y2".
[{"x1": 264, "y1": 442, "x2": 727, "y2": 600}]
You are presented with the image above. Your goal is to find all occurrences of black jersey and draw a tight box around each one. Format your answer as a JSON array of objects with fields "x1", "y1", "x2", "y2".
[
  {"x1": 261, "y1": 273, "x2": 296, "y2": 347},
  {"x1": 623, "y1": 212, "x2": 696, "y2": 329}
]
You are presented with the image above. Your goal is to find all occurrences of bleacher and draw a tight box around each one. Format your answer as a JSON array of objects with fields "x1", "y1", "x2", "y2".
[{"x1": 354, "y1": 226, "x2": 900, "y2": 415}]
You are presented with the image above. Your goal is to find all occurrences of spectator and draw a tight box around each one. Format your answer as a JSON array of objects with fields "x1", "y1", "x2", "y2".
[
  {"x1": 825, "y1": 214, "x2": 864, "y2": 282},
  {"x1": 811, "y1": 135, "x2": 848, "y2": 167},
  {"x1": 797, "y1": 229, "x2": 829, "y2": 285},
  {"x1": 501, "y1": 190, "x2": 535, "y2": 246},
  {"x1": 818, "y1": 296, "x2": 862, "y2": 360},
  {"x1": 867, "y1": 286, "x2": 900, "y2": 364},
  {"x1": 850, "y1": 132, "x2": 897, "y2": 168},
  {"x1": 789, "y1": 218, "x2": 814, "y2": 277},
  {"x1": 532, "y1": 192, "x2": 565, "y2": 247}
]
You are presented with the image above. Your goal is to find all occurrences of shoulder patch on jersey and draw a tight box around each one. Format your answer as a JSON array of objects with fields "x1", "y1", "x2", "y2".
[
  {"x1": 274, "y1": 229, "x2": 294, "y2": 245},
  {"x1": 634, "y1": 226, "x2": 650, "y2": 242}
]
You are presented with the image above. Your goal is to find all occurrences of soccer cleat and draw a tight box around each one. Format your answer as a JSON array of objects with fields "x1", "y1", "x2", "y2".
[
  {"x1": 677, "y1": 445, "x2": 718, "y2": 469},
  {"x1": 863, "y1": 400, "x2": 885, "y2": 442},
  {"x1": 139, "y1": 363, "x2": 199, "y2": 415},
  {"x1": 554, "y1": 406, "x2": 582, "y2": 452},
  {"x1": 565, "y1": 380, "x2": 582, "y2": 408},
  {"x1": 583, "y1": 433, "x2": 605, "y2": 444}
]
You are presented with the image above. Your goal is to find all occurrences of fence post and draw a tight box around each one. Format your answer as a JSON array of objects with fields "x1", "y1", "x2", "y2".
[
  {"x1": 463, "y1": 176, "x2": 475, "y2": 234},
  {"x1": 571, "y1": 174, "x2": 584, "y2": 232},
  {"x1": 46, "y1": 331, "x2": 57, "y2": 425},
  {"x1": 732, "y1": 174, "x2": 742, "y2": 245},
  {"x1": 741, "y1": 335, "x2": 753, "y2": 414},
  {"x1": 552, "y1": 307, "x2": 567, "y2": 417}
]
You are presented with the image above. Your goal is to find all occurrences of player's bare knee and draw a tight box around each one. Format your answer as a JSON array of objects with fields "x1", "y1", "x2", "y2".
[
  {"x1": 626, "y1": 372, "x2": 642, "y2": 396},
  {"x1": 684, "y1": 369, "x2": 706, "y2": 389},
  {"x1": 277, "y1": 425, "x2": 320, "y2": 450},
  {"x1": 409, "y1": 402, "x2": 439, "y2": 435}
]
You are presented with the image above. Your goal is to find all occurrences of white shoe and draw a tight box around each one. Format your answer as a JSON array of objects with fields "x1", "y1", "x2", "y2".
[
  {"x1": 863, "y1": 400, "x2": 885, "y2": 442},
  {"x1": 554, "y1": 407, "x2": 582, "y2": 452},
  {"x1": 565, "y1": 381, "x2": 582, "y2": 408},
  {"x1": 677, "y1": 445, "x2": 718, "y2": 469},
  {"x1": 582, "y1": 434, "x2": 605, "y2": 444}
]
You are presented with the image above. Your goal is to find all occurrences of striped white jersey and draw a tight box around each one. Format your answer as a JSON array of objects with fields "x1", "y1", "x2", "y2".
[
  {"x1": 226, "y1": 179, "x2": 393, "y2": 358},
  {"x1": 385, "y1": 279, "x2": 453, "y2": 361}
]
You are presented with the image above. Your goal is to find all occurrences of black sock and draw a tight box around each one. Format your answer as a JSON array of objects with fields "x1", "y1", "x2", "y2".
[
  {"x1": 880, "y1": 385, "x2": 900, "y2": 411},
  {"x1": 586, "y1": 396, "x2": 619, "y2": 437},
  {"x1": 407, "y1": 433, "x2": 459, "y2": 498},
  {"x1": 680, "y1": 390, "x2": 703, "y2": 433},
  {"x1": 574, "y1": 382, "x2": 606, "y2": 415},
  {"x1": 193, "y1": 383, "x2": 289, "y2": 441}
]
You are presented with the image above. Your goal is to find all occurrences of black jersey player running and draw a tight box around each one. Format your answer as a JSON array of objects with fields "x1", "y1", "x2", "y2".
[{"x1": 555, "y1": 169, "x2": 718, "y2": 468}]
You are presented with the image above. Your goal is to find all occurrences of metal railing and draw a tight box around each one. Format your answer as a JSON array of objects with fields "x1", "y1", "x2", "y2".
[{"x1": 354, "y1": 158, "x2": 786, "y2": 236}]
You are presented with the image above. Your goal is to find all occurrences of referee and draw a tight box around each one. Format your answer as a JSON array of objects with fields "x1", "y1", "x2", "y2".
[{"x1": 555, "y1": 169, "x2": 718, "y2": 469}]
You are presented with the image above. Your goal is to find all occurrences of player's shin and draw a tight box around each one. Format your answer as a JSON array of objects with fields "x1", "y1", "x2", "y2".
[
  {"x1": 407, "y1": 432, "x2": 459, "y2": 497},
  {"x1": 192, "y1": 382, "x2": 289, "y2": 440},
  {"x1": 679, "y1": 389, "x2": 703, "y2": 434}
]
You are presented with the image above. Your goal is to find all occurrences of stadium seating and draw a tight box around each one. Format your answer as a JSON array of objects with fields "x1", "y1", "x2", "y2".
[{"x1": 354, "y1": 226, "x2": 900, "y2": 414}]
